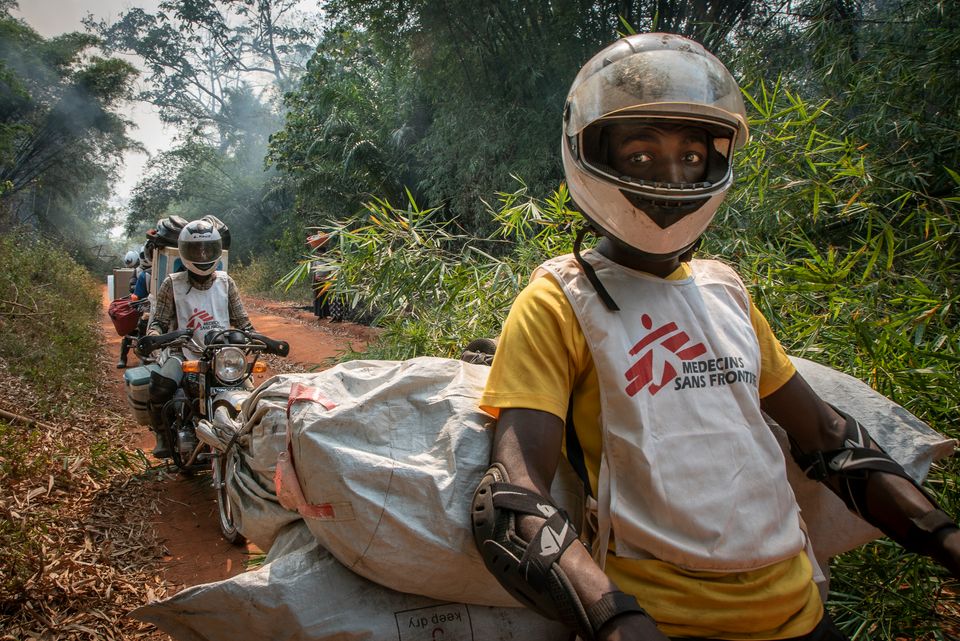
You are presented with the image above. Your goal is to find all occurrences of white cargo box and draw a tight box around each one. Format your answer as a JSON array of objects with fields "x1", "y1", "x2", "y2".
[{"x1": 112, "y1": 268, "x2": 134, "y2": 300}]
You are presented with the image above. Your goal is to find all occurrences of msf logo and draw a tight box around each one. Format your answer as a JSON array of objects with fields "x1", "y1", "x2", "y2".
[
  {"x1": 186, "y1": 307, "x2": 215, "y2": 331},
  {"x1": 624, "y1": 313, "x2": 706, "y2": 397}
]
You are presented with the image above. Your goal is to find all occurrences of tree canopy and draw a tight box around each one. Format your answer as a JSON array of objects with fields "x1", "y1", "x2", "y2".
[
  {"x1": 0, "y1": 3, "x2": 138, "y2": 265},
  {"x1": 90, "y1": 0, "x2": 316, "y2": 264}
]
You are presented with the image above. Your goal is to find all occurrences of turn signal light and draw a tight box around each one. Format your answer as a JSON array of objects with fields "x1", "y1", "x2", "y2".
[
  {"x1": 252, "y1": 362, "x2": 268, "y2": 373},
  {"x1": 181, "y1": 360, "x2": 201, "y2": 373}
]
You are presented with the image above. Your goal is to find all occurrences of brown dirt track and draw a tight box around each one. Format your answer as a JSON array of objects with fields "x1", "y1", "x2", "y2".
[{"x1": 98, "y1": 287, "x2": 376, "y2": 602}]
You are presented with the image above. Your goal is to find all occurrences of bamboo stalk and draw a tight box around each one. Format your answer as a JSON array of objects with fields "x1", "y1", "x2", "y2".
[{"x1": 0, "y1": 407, "x2": 56, "y2": 431}]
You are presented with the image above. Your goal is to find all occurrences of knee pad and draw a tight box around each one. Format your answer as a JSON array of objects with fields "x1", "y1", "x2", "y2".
[
  {"x1": 471, "y1": 463, "x2": 589, "y2": 632},
  {"x1": 792, "y1": 407, "x2": 921, "y2": 519}
]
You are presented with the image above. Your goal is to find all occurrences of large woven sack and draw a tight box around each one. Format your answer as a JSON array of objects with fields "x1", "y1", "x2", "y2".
[
  {"x1": 131, "y1": 522, "x2": 570, "y2": 641},
  {"x1": 208, "y1": 384, "x2": 303, "y2": 552},
  {"x1": 215, "y1": 354, "x2": 952, "y2": 612},
  {"x1": 273, "y1": 357, "x2": 585, "y2": 608}
]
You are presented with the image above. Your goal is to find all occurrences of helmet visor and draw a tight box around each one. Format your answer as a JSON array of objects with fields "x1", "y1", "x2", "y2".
[
  {"x1": 180, "y1": 239, "x2": 222, "y2": 264},
  {"x1": 578, "y1": 116, "x2": 736, "y2": 202}
]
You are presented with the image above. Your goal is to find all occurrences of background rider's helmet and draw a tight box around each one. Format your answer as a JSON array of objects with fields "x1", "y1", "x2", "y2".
[
  {"x1": 561, "y1": 32, "x2": 749, "y2": 259},
  {"x1": 200, "y1": 214, "x2": 231, "y2": 251},
  {"x1": 123, "y1": 250, "x2": 139, "y2": 269},
  {"x1": 155, "y1": 215, "x2": 188, "y2": 247},
  {"x1": 178, "y1": 220, "x2": 223, "y2": 276},
  {"x1": 138, "y1": 244, "x2": 152, "y2": 270}
]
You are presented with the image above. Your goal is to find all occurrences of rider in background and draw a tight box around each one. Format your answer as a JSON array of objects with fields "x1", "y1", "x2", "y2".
[
  {"x1": 471, "y1": 33, "x2": 959, "y2": 641},
  {"x1": 144, "y1": 218, "x2": 254, "y2": 458},
  {"x1": 117, "y1": 245, "x2": 152, "y2": 369},
  {"x1": 122, "y1": 249, "x2": 140, "y2": 294},
  {"x1": 132, "y1": 244, "x2": 152, "y2": 301}
]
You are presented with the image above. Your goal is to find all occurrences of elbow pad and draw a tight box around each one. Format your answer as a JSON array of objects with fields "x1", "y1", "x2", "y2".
[
  {"x1": 471, "y1": 463, "x2": 648, "y2": 640},
  {"x1": 791, "y1": 407, "x2": 959, "y2": 557}
]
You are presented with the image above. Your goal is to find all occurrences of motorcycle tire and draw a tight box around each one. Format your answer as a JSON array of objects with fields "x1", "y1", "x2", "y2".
[{"x1": 213, "y1": 451, "x2": 244, "y2": 546}]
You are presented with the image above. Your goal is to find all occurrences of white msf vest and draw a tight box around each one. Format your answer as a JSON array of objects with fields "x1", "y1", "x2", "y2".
[
  {"x1": 171, "y1": 271, "x2": 230, "y2": 360},
  {"x1": 536, "y1": 251, "x2": 805, "y2": 572}
]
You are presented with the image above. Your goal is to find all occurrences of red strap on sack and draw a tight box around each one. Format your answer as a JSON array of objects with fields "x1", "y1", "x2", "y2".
[
  {"x1": 275, "y1": 444, "x2": 345, "y2": 519},
  {"x1": 287, "y1": 382, "x2": 337, "y2": 417},
  {"x1": 276, "y1": 382, "x2": 349, "y2": 519}
]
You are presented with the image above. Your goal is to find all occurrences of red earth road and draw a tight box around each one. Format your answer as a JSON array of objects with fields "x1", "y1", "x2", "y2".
[{"x1": 99, "y1": 286, "x2": 375, "y2": 594}]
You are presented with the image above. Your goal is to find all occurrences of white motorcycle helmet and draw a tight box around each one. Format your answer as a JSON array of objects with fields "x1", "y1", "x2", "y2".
[
  {"x1": 178, "y1": 220, "x2": 222, "y2": 276},
  {"x1": 123, "y1": 250, "x2": 140, "y2": 269},
  {"x1": 562, "y1": 33, "x2": 749, "y2": 259}
]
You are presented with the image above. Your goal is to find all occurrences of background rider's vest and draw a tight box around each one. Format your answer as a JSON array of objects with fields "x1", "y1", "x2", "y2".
[
  {"x1": 171, "y1": 271, "x2": 230, "y2": 361},
  {"x1": 536, "y1": 250, "x2": 805, "y2": 572}
]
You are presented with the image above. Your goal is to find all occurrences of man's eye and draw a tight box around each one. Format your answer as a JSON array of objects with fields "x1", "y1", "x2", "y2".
[
  {"x1": 683, "y1": 152, "x2": 704, "y2": 164},
  {"x1": 629, "y1": 152, "x2": 653, "y2": 164}
]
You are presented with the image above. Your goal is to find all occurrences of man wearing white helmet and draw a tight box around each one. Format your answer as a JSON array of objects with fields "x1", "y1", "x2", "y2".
[
  {"x1": 123, "y1": 249, "x2": 141, "y2": 294},
  {"x1": 143, "y1": 218, "x2": 253, "y2": 458},
  {"x1": 471, "y1": 33, "x2": 959, "y2": 641}
]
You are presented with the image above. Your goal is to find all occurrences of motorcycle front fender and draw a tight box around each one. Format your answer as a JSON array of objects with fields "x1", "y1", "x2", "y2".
[{"x1": 209, "y1": 387, "x2": 250, "y2": 419}]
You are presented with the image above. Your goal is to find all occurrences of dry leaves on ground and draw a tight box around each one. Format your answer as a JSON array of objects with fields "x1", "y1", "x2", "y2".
[{"x1": 0, "y1": 324, "x2": 170, "y2": 640}]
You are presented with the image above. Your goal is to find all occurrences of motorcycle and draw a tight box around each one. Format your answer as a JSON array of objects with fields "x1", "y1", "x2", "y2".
[{"x1": 136, "y1": 327, "x2": 289, "y2": 543}]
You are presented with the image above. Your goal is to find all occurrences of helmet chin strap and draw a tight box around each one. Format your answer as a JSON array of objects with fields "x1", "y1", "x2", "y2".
[
  {"x1": 573, "y1": 226, "x2": 620, "y2": 312},
  {"x1": 572, "y1": 226, "x2": 703, "y2": 312}
]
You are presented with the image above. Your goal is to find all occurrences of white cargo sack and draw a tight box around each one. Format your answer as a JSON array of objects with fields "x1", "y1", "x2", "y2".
[
  {"x1": 132, "y1": 354, "x2": 954, "y2": 640},
  {"x1": 273, "y1": 357, "x2": 584, "y2": 608},
  {"x1": 131, "y1": 521, "x2": 570, "y2": 641},
  {"x1": 273, "y1": 356, "x2": 954, "y2": 605}
]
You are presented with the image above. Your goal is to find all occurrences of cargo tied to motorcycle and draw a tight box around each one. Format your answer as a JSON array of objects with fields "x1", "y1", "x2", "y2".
[{"x1": 132, "y1": 355, "x2": 954, "y2": 641}]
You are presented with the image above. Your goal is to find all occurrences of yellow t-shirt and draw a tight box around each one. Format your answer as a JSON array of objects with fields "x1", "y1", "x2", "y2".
[{"x1": 480, "y1": 263, "x2": 823, "y2": 639}]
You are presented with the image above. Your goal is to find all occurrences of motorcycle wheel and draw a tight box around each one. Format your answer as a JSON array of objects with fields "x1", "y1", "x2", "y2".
[{"x1": 213, "y1": 451, "x2": 244, "y2": 545}]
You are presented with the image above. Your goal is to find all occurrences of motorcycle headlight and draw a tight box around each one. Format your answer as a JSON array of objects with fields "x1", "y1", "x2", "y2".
[{"x1": 214, "y1": 347, "x2": 247, "y2": 384}]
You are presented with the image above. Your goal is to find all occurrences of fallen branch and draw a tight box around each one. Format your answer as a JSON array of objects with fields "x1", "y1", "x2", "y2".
[
  {"x1": 0, "y1": 297, "x2": 36, "y2": 311},
  {"x1": 0, "y1": 310, "x2": 54, "y2": 318},
  {"x1": 0, "y1": 407, "x2": 56, "y2": 431}
]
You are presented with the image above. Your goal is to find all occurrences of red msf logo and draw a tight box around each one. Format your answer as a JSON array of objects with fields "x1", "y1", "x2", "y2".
[
  {"x1": 624, "y1": 314, "x2": 706, "y2": 396},
  {"x1": 186, "y1": 307, "x2": 214, "y2": 330}
]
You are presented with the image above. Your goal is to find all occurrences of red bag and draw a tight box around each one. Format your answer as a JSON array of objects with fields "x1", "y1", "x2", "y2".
[{"x1": 108, "y1": 296, "x2": 139, "y2": 336}]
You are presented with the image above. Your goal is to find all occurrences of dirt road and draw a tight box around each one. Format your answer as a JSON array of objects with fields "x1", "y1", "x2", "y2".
[{"x1": 99, "y1": 286, "x2": 377, "y2": 593}]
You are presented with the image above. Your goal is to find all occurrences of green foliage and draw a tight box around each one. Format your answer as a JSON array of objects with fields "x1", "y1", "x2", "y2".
[
  {"x1": 0, "y1": 232, "x2": 101, "y2": 415},
  {"x1": 126, "y1": 135, "x2": 297, "y2": 267},
  {"x1": 0, "y1": 236, "x2": 146, "y2": 611},
  {"x1": 94, "y1": 2, "x2": 314, "y2": 273},
  {"x1": 88, "y1": 0, "x2": 318, "y2": 133},
  {"x1": 268, "y1": 27, "x2": 417, "y2": 225},
  {"x1": 273, "y1": 1, "x2": 764, "y2": 237},
  {"x1": 296, "y1": 69, "x2": 959, "y2": 633},
  {"x1": 0, "y1": 422, "x2": 44, "y2": 480},
  {"x1": 0, "y1": 7, "x2": 138, "y2": 254}
]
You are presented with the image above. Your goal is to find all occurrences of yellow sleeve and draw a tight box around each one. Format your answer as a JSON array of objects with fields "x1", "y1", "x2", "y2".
[
  {"x1": 750, "y1": 301, "x2": 796, "y2": 398},
  {"x1": 479, "y1": 276, "x2": 590, "y2": 420}
]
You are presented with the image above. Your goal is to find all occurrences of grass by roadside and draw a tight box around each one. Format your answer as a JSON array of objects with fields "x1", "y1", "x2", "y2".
[{"x1": 0, "y1": 234, "x2": 168, "y2": 639}]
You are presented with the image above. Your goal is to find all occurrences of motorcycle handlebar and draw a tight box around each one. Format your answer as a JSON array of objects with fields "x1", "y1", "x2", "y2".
[
  {"x1": 137, "y1": 328, "x2": 192, "y2": 354},
  {"x1": 249, "y1": 332, "x2": 290, "y2": 357}
]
